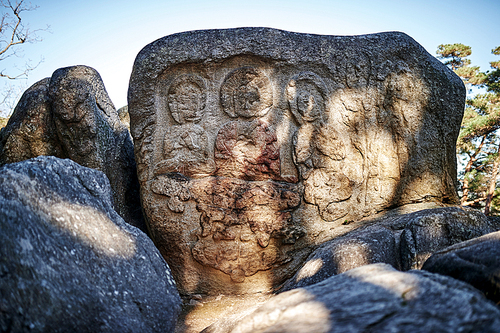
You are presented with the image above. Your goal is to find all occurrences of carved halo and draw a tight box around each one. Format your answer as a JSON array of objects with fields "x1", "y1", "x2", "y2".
[
  {"x1": 286, "y1": 71, "x2": 327, "y2": 125},
  {"x1": 167, "y1": 74, "x2": 207, "y2": 124},
  {"x1": 220, "y1": 66, "x2": 273, "y2": 119}
]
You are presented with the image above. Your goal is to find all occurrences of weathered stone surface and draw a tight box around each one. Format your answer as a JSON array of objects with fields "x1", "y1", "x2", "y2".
[
  {"x1": 282, "y1": 206, "x2": 500, "y2": 290},
  {"x1": 175, "y1": 294, "x2": 274, "y2": 333},
  {"x1": 128, "y1": 27, "x2": 465, "y2": 294},
  {"x1": 422, "y1": 230, "x2": 500, "y2": 304},
  {"x1": 0, "y1": 78, "x2": 62, "y2": 164},
  {"x1": 0, "y1": 66, "x2": 145, "y2": 231},
  {"x1": 117, "y1": 105, "x2": 131, "y2": 130},
  {"x1": 0, "y1": 117, "x2": 7, "y2": 129},
  {"x1": 204, "y1": 264, "x2": 500, "y2": 333},
  {"x1": 397, "y1": 206, "x2": 500, "y2": 270},
  {"x1": 281, "y1": 224, "x2": 398, "y2": 291},
  {"x1": 0, "y1": 156, "x2": 181, "y2": 332}
]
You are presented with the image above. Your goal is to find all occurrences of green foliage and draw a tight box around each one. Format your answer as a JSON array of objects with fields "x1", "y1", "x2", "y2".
[
  {"x1": 454, "y1": 66, "x2": 486, "y2": 86},
  {"x1": 485, "y1": 69, "x2": 500, "y2": 93},
  {"x1": 458, "y1": 93, "x2": 500, "y2": 141},
  {"x1": 490, "y1": 187, "x2": 500, "y2": 215},
  {"x1": 440, "y1": 43, "x2": 500, "y2": 215},
  {"x1": 437, "y1": 43, "x2": 472, "y2": 70}
]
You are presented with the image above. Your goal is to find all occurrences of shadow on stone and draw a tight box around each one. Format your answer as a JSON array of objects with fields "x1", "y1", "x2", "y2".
[
  {"x1": 0, "y1": 66, "x2": 145, "y2": 232},
  {"x1": 203, "y1": 264, "x2": 500, "y2": 333},
  {"x1": 281, "y1": 206, "x2": 500, "y2": 291},
  {"x1": 0, "y1": 156, "x2": 180, "y2": 332},
  {"x1": 422, "y1": 230, "x2": 500, "y2": 305}
]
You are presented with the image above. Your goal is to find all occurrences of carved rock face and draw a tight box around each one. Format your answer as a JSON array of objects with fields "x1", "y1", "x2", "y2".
[{"x1": 128, "y1": 28, "x2": 465, "y2": 295}]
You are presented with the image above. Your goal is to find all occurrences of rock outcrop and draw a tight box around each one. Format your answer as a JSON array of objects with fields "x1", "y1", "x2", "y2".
[
  {"x1": 128, "y1": 27, "x2": 465, "y2": 295},
  {"x1": 0, "y1": 156, "x2": 180, "y2": 333},
  {"x1": 422, "y1": 230, "x2": 500, "y2": 304},
  {"x1": 0, "y1": 66, "x2": 144, "y2": 231},
  {"x1": 281, "y1": 206, "x2": 500, "y2": 290},
  {"x1": 204, "y1": 264, "x2": 500, "y2": 333}
]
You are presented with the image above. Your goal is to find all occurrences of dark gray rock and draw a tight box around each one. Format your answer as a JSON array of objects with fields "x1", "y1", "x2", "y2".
[
  {"x1": 397, "y1": 207, "x2": 500, "y2": 270},
  {"x1": 204, "y1": 264, "x2": 500, "y2": 333},
  {"x1": 0, "y1": 78, "x2": 63, "y2": 164},
  {"x1": 281, "y1": 206, "x2": 500, "y2": 291},
  {"x1": 0, "y1": 66, "x2": 145, "y2": 232},
  {"x1": 48, "y1": 66, "x2": 144, "y2": 232},
  {"x1": 422, "y1": 230, "x2": 500, "y2": 304},
  {"x1": 0, "y1": 156, "x2": 181, "y2": 333},
  {"x1": 281, "y1": 224, "x2": 398, "y2": 291}
]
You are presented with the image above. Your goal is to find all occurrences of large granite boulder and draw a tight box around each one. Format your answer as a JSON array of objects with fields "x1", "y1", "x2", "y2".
[
  {"x1": 0, "y1": 66, "x2": 144, "y2": 231},
  {"x1": 0, "y1": 156, "x2": 181, "y2": 332},
  {"x1": 422, "y1": 230, "x2": 500, "y2": 304},
  {"x1": 204, "y1": 264, "x2": 500, "y2": 333},
  {"x1": 128, "y1": 27, "x2": 465, "y2": 295},
  {"x1": 282, "y1": 206, "x2": 500, "y2": 290}
]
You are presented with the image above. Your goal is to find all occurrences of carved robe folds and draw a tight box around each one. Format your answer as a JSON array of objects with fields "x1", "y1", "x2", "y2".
[{"x1": 128, "y1": 28, "x2": 465, "y2": 295}]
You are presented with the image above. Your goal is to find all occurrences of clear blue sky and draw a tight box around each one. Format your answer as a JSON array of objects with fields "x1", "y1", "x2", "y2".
[{"x1": 2, "y1": 0, "x2": 499, "y2": 115}]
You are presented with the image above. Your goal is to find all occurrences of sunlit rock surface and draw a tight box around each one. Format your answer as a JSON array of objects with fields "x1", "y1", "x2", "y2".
[
  {"x1": 204, "y1": 264, "x2": 500, "y2": 333},
  {"x1": 128, "y1": 27, "x2": 465, "y2": 295},
  {"x1": 0, "y1": 66, "x2": 144, "y2": 231},
  {"x1": 0, "y1": 156, "x2": 180, "y2": 333},
  {"x1": 117, "y1": 105, "x2": 131, "y2": 130}
]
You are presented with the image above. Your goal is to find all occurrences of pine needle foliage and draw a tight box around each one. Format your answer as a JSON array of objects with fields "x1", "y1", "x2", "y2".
[{"x1": 438, "y1": 44, "x2": 500, "y2": 215}]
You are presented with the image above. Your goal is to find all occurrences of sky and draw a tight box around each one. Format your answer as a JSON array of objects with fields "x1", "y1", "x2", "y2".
[{"x1": 1, "y1": 0, "x2": 499, "y2": 116}]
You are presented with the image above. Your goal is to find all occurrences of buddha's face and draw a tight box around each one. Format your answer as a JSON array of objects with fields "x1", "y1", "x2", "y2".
[
  {"x1": 169, "y1": 82, "x2": 203, "y2": 124},
  {"x1": 296, "y1": 88, "x2": 322, "y2": 122},
  {"x1": 234, "y1": 82, "x2": 261, "y2": 118}
]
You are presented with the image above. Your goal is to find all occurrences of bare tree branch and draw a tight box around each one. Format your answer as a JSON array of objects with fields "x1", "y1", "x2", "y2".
[
  {"x1": 462, "y1": 197, "x2": 487, "y2": 207},
  {"x1": 0, "y1": 0, "x2": 47, "y2": 116},
  {"x1": 0, "y1": 0, "x2": 48, "y2": 79},
  {"x1": 0, "y1": 79, "x2": 26, "y2": 116}
]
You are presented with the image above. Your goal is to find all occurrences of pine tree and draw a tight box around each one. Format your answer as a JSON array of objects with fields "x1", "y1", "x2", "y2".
[{"x1": 438, "y1": 44, "x2": 500, "y2": 215}]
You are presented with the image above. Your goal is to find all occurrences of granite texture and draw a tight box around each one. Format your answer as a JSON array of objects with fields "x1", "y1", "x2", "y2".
[
  {"x1": 0, "y1": 156, "x2": 180, "y2": 332},
  {"x1": 0, "y1": 66, "x2": 144, "y2": 231},
  {"x1": 128, "y1": 27, "x2": 465, "y2": 295}
]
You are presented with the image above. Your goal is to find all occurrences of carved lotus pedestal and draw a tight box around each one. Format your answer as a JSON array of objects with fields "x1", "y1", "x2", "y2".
[{"x1": 128, "y1": 28, "x2": 465, "y2": 296}]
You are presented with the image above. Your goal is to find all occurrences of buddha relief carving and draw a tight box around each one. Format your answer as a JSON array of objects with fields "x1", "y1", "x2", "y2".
[
  {"x1": 288, "y1": 72, "x2": 353, "y2": 221},
  {"x1": 154, "y1": 74, "x2": 215, "y2": 178},
  {"x1": 190, "y1": 177, "x2": 301, "y2": 282},
  {"x1": 220, "y1": 66, "x2": 273, "y2": 119},
  {"x1": 215, "y1": 66, "x2": 283, "y2": 181},
  {"x1": 188, "y1": 66, "x2": 303, "y2": 282}
]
